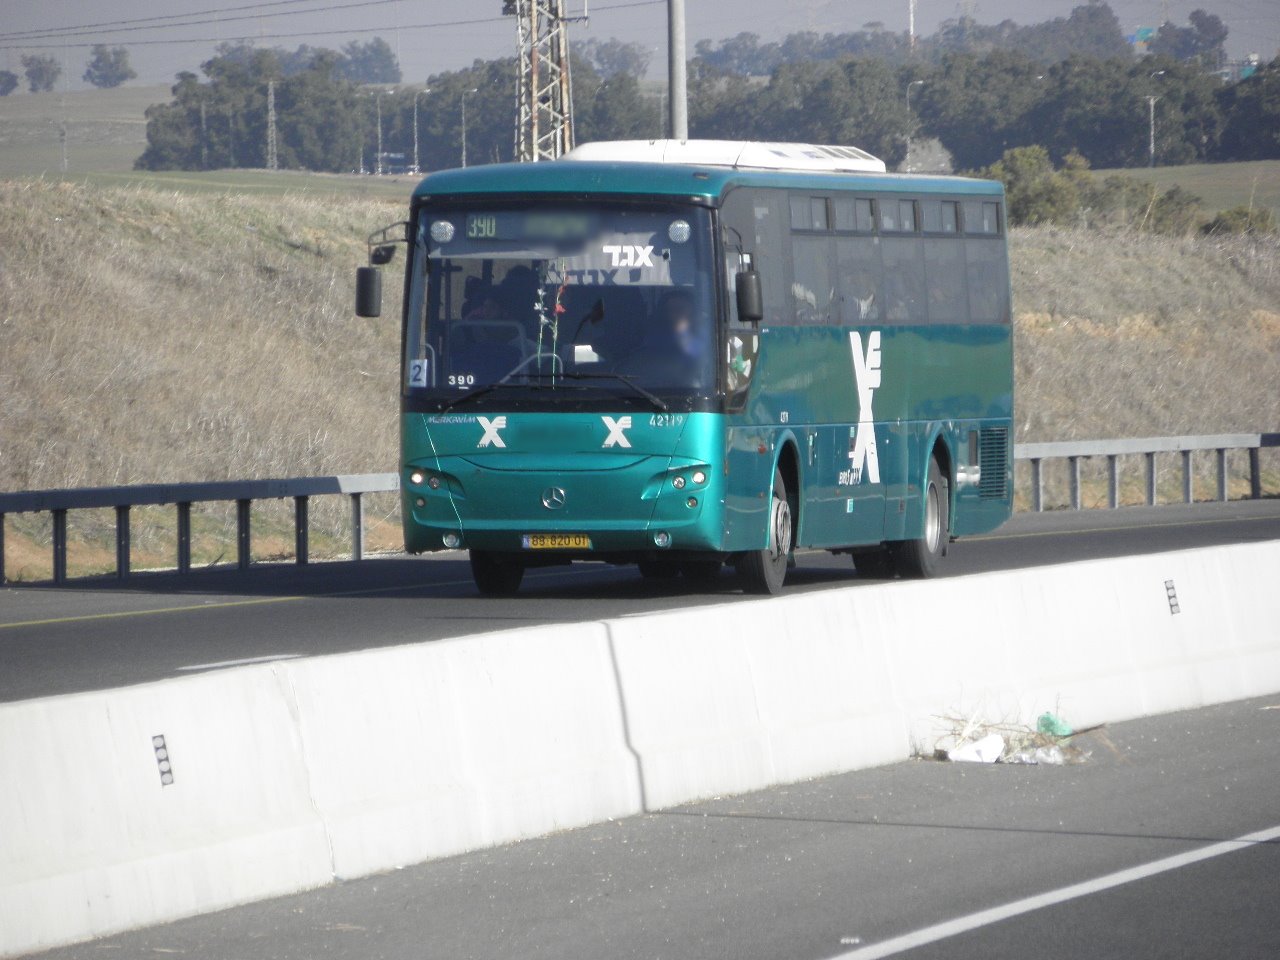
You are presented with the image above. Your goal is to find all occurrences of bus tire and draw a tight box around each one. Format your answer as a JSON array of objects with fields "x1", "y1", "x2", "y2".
[
  {"x1": 470, "y1": 550, "x2": 525, "y2": 596},
  {"x1": 893, "y1": 457, "x2": 949, "y2": 579},
  {"x1": 851, "y1": 546, "x2": 896, "y2": 579},
  {"x1": 739, "y1": 472, "x2": 793, "y2": 595},
  {"x1": 638, "y1": 560, "x2": 680, "y2": 580}
]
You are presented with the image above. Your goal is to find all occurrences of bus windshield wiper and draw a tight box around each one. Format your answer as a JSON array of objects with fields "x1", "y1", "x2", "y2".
[
  {"x1": 517, "y1": 371, "x2": 669, "y2": 411},
  {"x1": 565, "y1": 371, "x2": 675, "y2": 409},
  {"x1": 442, "y1": 381, "x2": 530, "y2": 411}
]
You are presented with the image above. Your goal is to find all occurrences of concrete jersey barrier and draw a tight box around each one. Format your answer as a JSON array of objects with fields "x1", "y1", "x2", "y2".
[{"x1": 2, "y1": 540, "x2": 1279, "y2": 957}]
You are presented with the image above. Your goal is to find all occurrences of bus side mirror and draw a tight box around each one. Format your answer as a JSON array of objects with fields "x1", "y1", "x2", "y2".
[
  {"x1": 355, "y1": 266, "x2": 382, "y2": 318},
  {"x1": 735, "y1": 269, "x2": 764, "y2": 325},
  {"x1": 370, "y1": 244, "x2": 397, "y2": 265}
]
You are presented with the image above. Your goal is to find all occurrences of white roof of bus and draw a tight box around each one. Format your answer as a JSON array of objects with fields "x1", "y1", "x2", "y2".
[{"x1": 562, "y1": 139, "x2": 887, "y2": 174}]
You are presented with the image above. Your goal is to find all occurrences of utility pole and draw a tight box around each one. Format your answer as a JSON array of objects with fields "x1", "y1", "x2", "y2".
[
  {"x1": 200, "y1": 99, "x2": 208, "y2": 170},
  {"x1": 668, "y1": 0, "x2": 687, "y2": 141},
  {"x1": 505, "y1": 0, "x2": 575, "y2": 162},
  {"x1": 266, "y1": 79, "x2": 278, "y2": 171},
  {"x1": 58, "y1": 95, "x2": 68, "y2": 172},
  {"x1": 461, "y1": 87, "x2": 478, "y2": 167}
]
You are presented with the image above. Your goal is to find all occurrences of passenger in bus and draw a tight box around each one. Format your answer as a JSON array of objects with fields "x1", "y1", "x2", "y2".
[
  {"x1": 848, "y1": 269, "x2": 880, "y2": 320},
  {"x1": 616, "y1": 290, "x2": 709, "y2": 386}
]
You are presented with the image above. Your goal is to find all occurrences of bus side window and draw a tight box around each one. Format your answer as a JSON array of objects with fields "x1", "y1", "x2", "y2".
[
  {"x1": 965, "y1": 237, "x2": 1009, "y2": 323},
  {"x1": 836, "y1": 236, "x2": 881, "y2": 322},
  {"x1": 923, "y1": 237, "x2": 968, "y2": 323},
  {"x1": 791, "y1": 236, "x2": 835, "y2": 325},
  {"x1": 880, "y1": 237, "x2": 925, "y2": 323}
]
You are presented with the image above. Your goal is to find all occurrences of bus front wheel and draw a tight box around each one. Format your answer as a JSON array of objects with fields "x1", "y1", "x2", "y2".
[
  {"x1": 470, "y1": 550, "x2": 525, "y2": 597},
  {"x1": 893, "y1": 457, "x2": 949, "y2": 579},
  {"x1": 739, "y1": 472, "x2": 793, "y2": 595}
]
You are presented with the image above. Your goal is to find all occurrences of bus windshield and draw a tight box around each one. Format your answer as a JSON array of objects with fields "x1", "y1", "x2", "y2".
[{"x1": 406, "y1": 203, "x2": 716, "y2": 408}]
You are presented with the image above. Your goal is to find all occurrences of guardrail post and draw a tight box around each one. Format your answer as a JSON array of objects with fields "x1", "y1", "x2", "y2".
[
  {"x1": 177, "y1": 502, "x2": 192, "y2": 573},
  {"x1": 1107, "y1": 455, "x2": 1119, "y2": 509},
  {"x1": 1068, "y1": 456, "x2": 1081, "y2": 510},
  {"x1": 1146, "y1": 453, "x2": 1157, "y2": 505},
  {"x1": 295, "y1": 496, "x2": 309, "y2": 565},
  {"x1": 1250, "y1": 447, "x2": 1262, "y2": 499},
  {"x1": 115, "y1": 505, "x2": 131, "y2": 579},
  {"x1": 236, "y1": 499, "x2": 251, "y2": 570},
  {"x1": 1216, "y1": 448, "x2": 1228, "y2": 502},
  {"x1": 52, "y1": 508, "x2": 68, "y2": 584},
  {"x1": 1181, "y1": 450, "x2": 1193, "y2": 504},
  {"x1": 0, "y1": 513, "x2": 6, "y2": 584},
  {"x1": 351, "y1": 493, "x2": 364, "y2": 561},
  {"x1": 1031, "y1": 459, "x2": 1043, "y2": 512}
]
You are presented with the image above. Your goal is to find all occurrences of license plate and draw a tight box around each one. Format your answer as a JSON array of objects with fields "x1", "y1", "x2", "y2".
[{"x1": 522, "y1": 533, "x2": 592, "y2": 550}]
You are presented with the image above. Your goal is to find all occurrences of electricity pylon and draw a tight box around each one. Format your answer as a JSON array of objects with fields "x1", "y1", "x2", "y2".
[{"x1": 504, "y1": 0, "x2": 575, "y2": 162}]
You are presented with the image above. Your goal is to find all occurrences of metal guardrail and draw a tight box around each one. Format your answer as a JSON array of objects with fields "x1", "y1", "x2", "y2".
[
  {"x1": 0, "y1": 432, "x2": 1276, "y2": 584},
  {"x1": 1016, "y1": 433, "x2": 1280, "y2": 512},
  {"x1": 0, "y1": 474, "x2": 399, "y2": 584}
]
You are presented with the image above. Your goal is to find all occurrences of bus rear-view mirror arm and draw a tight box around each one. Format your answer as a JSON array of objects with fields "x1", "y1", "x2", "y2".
[{"x1": 355, "y1": 221, "x2": 409, "y2": 318}]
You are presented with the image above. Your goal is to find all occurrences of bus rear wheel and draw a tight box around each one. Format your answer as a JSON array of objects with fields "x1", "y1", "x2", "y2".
[
  {"x1": 470, "y1": 550, "x2": 525, "y2": 596},
  {"x1": 893, "y1": 457, "x2": 949, "y2": 579},
  {"x1": 739, "y1": 472, "x2": 793, "y2": 595}
]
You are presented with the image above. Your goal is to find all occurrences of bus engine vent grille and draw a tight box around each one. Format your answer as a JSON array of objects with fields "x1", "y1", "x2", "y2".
[{"x1": 979, "y1": 427, "x2": 1009, "y2": 500}]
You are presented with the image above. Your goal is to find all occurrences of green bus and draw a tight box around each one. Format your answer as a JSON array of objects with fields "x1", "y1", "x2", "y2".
[{"x1": 356, "y1": 140, "x2": 1013, "y2": 595}]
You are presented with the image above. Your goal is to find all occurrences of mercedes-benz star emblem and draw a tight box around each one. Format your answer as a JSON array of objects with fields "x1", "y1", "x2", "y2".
[{"x1": 541, "y1": 487, "x2": 567, "y2": 510}]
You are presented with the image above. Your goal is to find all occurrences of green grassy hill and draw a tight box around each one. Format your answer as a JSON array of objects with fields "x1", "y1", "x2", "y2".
[{"x1": 1093, "y1": 160, "x2": 1280, "y2": 218}]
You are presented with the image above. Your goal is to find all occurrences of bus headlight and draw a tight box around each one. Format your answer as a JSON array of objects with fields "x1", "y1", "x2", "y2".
[
  {"x1": 653, "y1": 531, "x2": 672, "y2": 548},
  {"x1": 692, "y1": 470, "x2": 707, "y2": 485},
  {"x1": 443, "y1": 533, "x2": 461, "y2": 549},
  {"x1": 410, "y1": 470, "x2": 425, "y2": 485},
  {"x1": 672, "y1": 476, "x2": 686, "y2": 489}
]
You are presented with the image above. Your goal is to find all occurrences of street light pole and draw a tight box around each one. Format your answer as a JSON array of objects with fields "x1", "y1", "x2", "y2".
[
  {"x1": 905, "y1": 80, "x2": 924, "y2": 173},
  {"x1": 1146, "y1": 96, "x2": 1159, "y2": 168},
  {"x1": 461, "y1": 87, "x2": 478, "y2": 168},
  {"x1": 375, "y1": 90, "x2": 384, "y2": 176},
  {"x1": 906, "y1": 78, "x2": 924, "y2": 112},
  {"x1": 1146, "y1": 70, "x2": 1165, "y2": 169},
  {"x1": 412, "y1": 88, "x2": 428, "y2": 175}
]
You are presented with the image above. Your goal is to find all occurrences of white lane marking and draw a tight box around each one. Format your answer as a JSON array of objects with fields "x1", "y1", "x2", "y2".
[
  {"x1": 831, "y1": 824, "x2": 1280, "y2": 960},
  {"x1": 177, "y1": 654, "x2": 302, "y2": 672}
]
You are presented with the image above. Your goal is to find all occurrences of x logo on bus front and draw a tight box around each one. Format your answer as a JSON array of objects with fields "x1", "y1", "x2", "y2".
[
  {"x1": 602, "y1": 416, "x2": 632, "y2": 448},
  {"x1": 477, "y1": 416, "x2": 507, "y2": 448}
]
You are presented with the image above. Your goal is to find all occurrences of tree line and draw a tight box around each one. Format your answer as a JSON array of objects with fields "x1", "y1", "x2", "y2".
[{"x1": 127, "y1": 3, "x2": 1278, "y2": 187}]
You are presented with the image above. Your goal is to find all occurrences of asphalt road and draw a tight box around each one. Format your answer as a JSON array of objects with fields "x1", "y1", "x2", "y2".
[
  {"x1": 2, "y1": 500, "x2": 1279, "y2": 703},
  {"x1": 26, "y1": 695, "x2": 1280, "y2": 960},
  {"x1": 7, "y1": 499, "x2": 1280, "y2": 701}
]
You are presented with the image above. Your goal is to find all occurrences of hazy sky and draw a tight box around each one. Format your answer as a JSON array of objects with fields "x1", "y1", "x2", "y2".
[{"x1": 0, "y1": 0, "x2": 1275, "y2": 92}]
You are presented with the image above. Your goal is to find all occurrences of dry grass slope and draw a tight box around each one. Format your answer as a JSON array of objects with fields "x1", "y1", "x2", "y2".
[{"x1": 1, "y1": 180, "x2": 404, "y2": 490}]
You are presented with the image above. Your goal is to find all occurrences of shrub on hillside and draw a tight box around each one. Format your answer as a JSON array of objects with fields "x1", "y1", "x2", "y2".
[
  {"x1": 976, "y1": 146, "x2": 1207, "y2": 234},
  {"x1": 1201, "y1": 205, "x2": 1276, "y2": 235}
]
